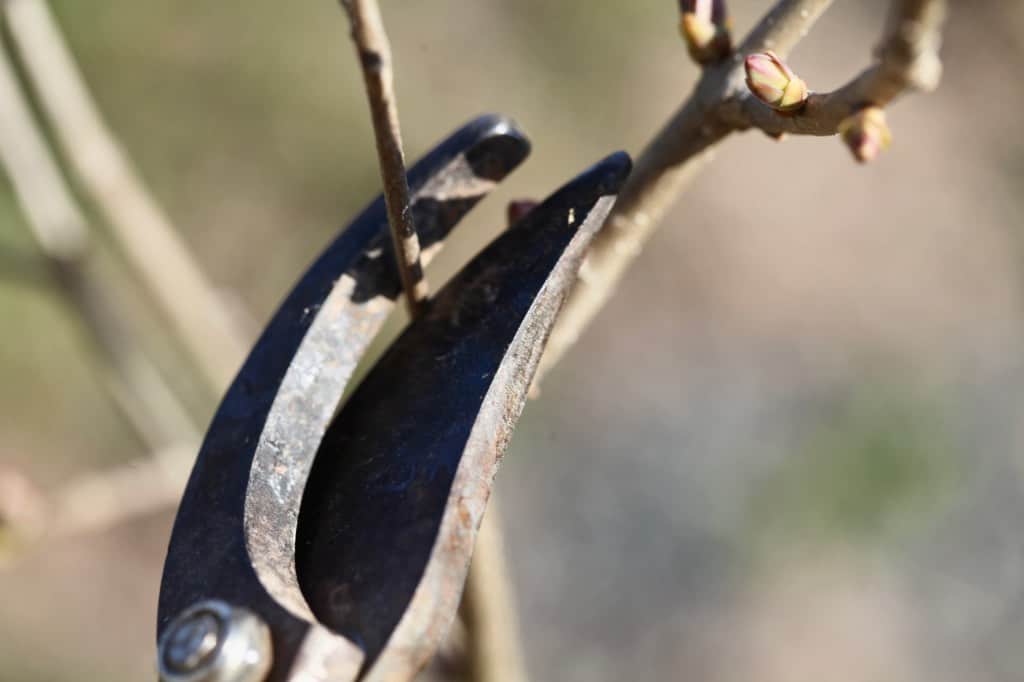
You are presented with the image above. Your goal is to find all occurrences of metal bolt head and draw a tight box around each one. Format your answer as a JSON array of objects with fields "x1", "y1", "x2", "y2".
[
  {"x1": 159, "y1": 600, "x2": 272, "y2": 682},
  {"x1": 164, "y1": 610, "x2": 221, "y2": 673}
]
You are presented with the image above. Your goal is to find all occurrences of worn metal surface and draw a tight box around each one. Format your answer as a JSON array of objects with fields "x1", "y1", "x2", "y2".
[
  {"x1": 158, "y1": 114, "x2": 531, "y2": 682},
  {"x1": 296, "y1": 152, "x2": 631, "y2": 680},
  {"x1": 159, "y1": 108, "x2": 632, "y2": 682}
]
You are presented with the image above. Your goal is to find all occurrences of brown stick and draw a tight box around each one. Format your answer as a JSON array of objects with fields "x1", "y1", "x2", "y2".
[
  {"x1": 340, "y1": 0, "x2": 429, "y2": 318},
  {"x1": 338, "y1": 5, "x2": 523, "y2": 680}
]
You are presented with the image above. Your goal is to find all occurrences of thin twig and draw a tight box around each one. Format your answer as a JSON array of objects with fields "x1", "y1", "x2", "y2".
[
  {"x1": 724, "y1": 0, "x2": 946, "y2": 135},
  {"x1": 51, "y1": 265, "x2": 200, "y2": 450},
  {"x1": 0, "y1": 0, "x2": 468, "y2": 547},
  {"x1": 339, "y1": 4, "x2": 523, "y2": 679},
  {"x1": 0, "y1": 25, "x2": 84, "y2": 262},
  {"x1": 538, "y1": 0, "x2": 833, "y2": 379},
  {"x1": 537, "y1": 0, "x2": 945, "y2": 382},
  {"x1": 0, "y1": 442, "x2": 197, "y2": 561},
  {"x1": 0, "y1": 37, "x2": 197, "y2": 452},
  {"x1": 339, "y1": 0, "x2": 429, "y2": 317},
  {"x1": 3, "y1": 0, "x2": 251, "y2": 393},
  {"x1": 0, "y1": 8, "x2": 203, "y2": 549},
  {"x1": 739, "y1": 0, "x2": 836, "y2": 57},
  {"x1": 44, "y1": 442, "x2": 196, "y2": 539}
]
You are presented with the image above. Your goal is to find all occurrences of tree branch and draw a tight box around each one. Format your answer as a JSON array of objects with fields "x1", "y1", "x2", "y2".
[
  {"x1": 339, "y1": 0, "x2": 429, "y2": 317},
  {"x1": 738, "y1": 0, "x2": 836, "y2": 58},
  {"x1": 43, "y1": 442, "x2": 195, "y2": 539},
  {"x1": 0, "y1": 30, "x2": 203, "y2": 559},
  {"x1": 725, "y1": 0, "x2": 946, "y2": 136},
  {"x1": 537, "y1": 0, "x2": 835, "y2": 380},
  {"x1": 0, "y1": 442, "x2": 196, "y2": 562},
  {"x1": 0, "y1": 37, "x2": 197, "y2": 452},
  {"x1": 337, "y1": 3, "x2": 523, "y2": 679},
  {"x1": 537, "y1": 0, "x2": 945, "y2": 382},
  {"x1": 3, "y1": 0, "x2": 251, "y2": 394}
]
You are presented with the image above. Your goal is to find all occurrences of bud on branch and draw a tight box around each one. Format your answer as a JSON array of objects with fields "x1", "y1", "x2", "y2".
[
  {"x1": 838, "y1": 107, "x2": 892, "y2": 163},
  {"x1": 744, "y1": 51, "x2": 808, "y2": 113},
  {"x1": 678, "y1": 0, "x2": 731, "y2": 65}
]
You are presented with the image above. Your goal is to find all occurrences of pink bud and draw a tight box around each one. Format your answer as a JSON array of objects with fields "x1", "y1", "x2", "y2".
[
  {"x1": 744, "y1": 51, "x2": 808, "y2": 112},
  {"x1": 838, "y1": 107, "x2": 892, "y2": 163}
]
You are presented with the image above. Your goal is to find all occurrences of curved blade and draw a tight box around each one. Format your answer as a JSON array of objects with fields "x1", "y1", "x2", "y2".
[
  {"x1": 297, "y1": 152, "x2": 632, "y2": 680},
  {"x1": 158, "y1": 114, "x2": 531, "y2": 681}
]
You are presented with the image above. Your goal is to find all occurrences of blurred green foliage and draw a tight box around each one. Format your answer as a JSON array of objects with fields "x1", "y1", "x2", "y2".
[{"x1": 746, "y1": 385, "x2": 959, "y2": 549}]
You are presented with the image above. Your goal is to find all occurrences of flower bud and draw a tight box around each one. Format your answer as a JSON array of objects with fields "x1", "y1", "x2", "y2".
[
  {"x1": 679, "y1": 0, "x2": 731, "y2": 64},
  {"x1": 838, "y1": 107, "x2": 892, "y2": 163},
  {"x1": 744, "y1": 51, "x2": 808, "y2": 112}
]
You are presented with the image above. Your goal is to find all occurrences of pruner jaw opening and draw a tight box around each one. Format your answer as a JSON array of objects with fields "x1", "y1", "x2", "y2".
[{"x1": 157, "y1": 113, "x2": 630, "y2": 682}]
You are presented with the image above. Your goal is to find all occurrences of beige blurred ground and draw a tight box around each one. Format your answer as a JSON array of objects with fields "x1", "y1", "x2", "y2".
[{"x1": 1, "y1": 1, "x2": 1023, "y2": 680}]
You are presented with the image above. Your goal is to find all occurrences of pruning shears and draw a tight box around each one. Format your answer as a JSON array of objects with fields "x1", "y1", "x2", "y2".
[{"x1": 156, "y1": 114, "x2": 630, "y2": 682}]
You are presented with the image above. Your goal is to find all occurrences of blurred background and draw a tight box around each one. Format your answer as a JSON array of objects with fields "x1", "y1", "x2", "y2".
[{"x1": 1, "y1": 0, "x2": 1023, "y2": 680}]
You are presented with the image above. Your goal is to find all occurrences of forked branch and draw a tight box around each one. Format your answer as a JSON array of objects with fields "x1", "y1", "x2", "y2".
[
  {"x1": 538, "y1": 0, "x2": 947, "y2": 381},
  {"x1": 726, "y1": 0, "x2": 947, "y2": 136}
]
